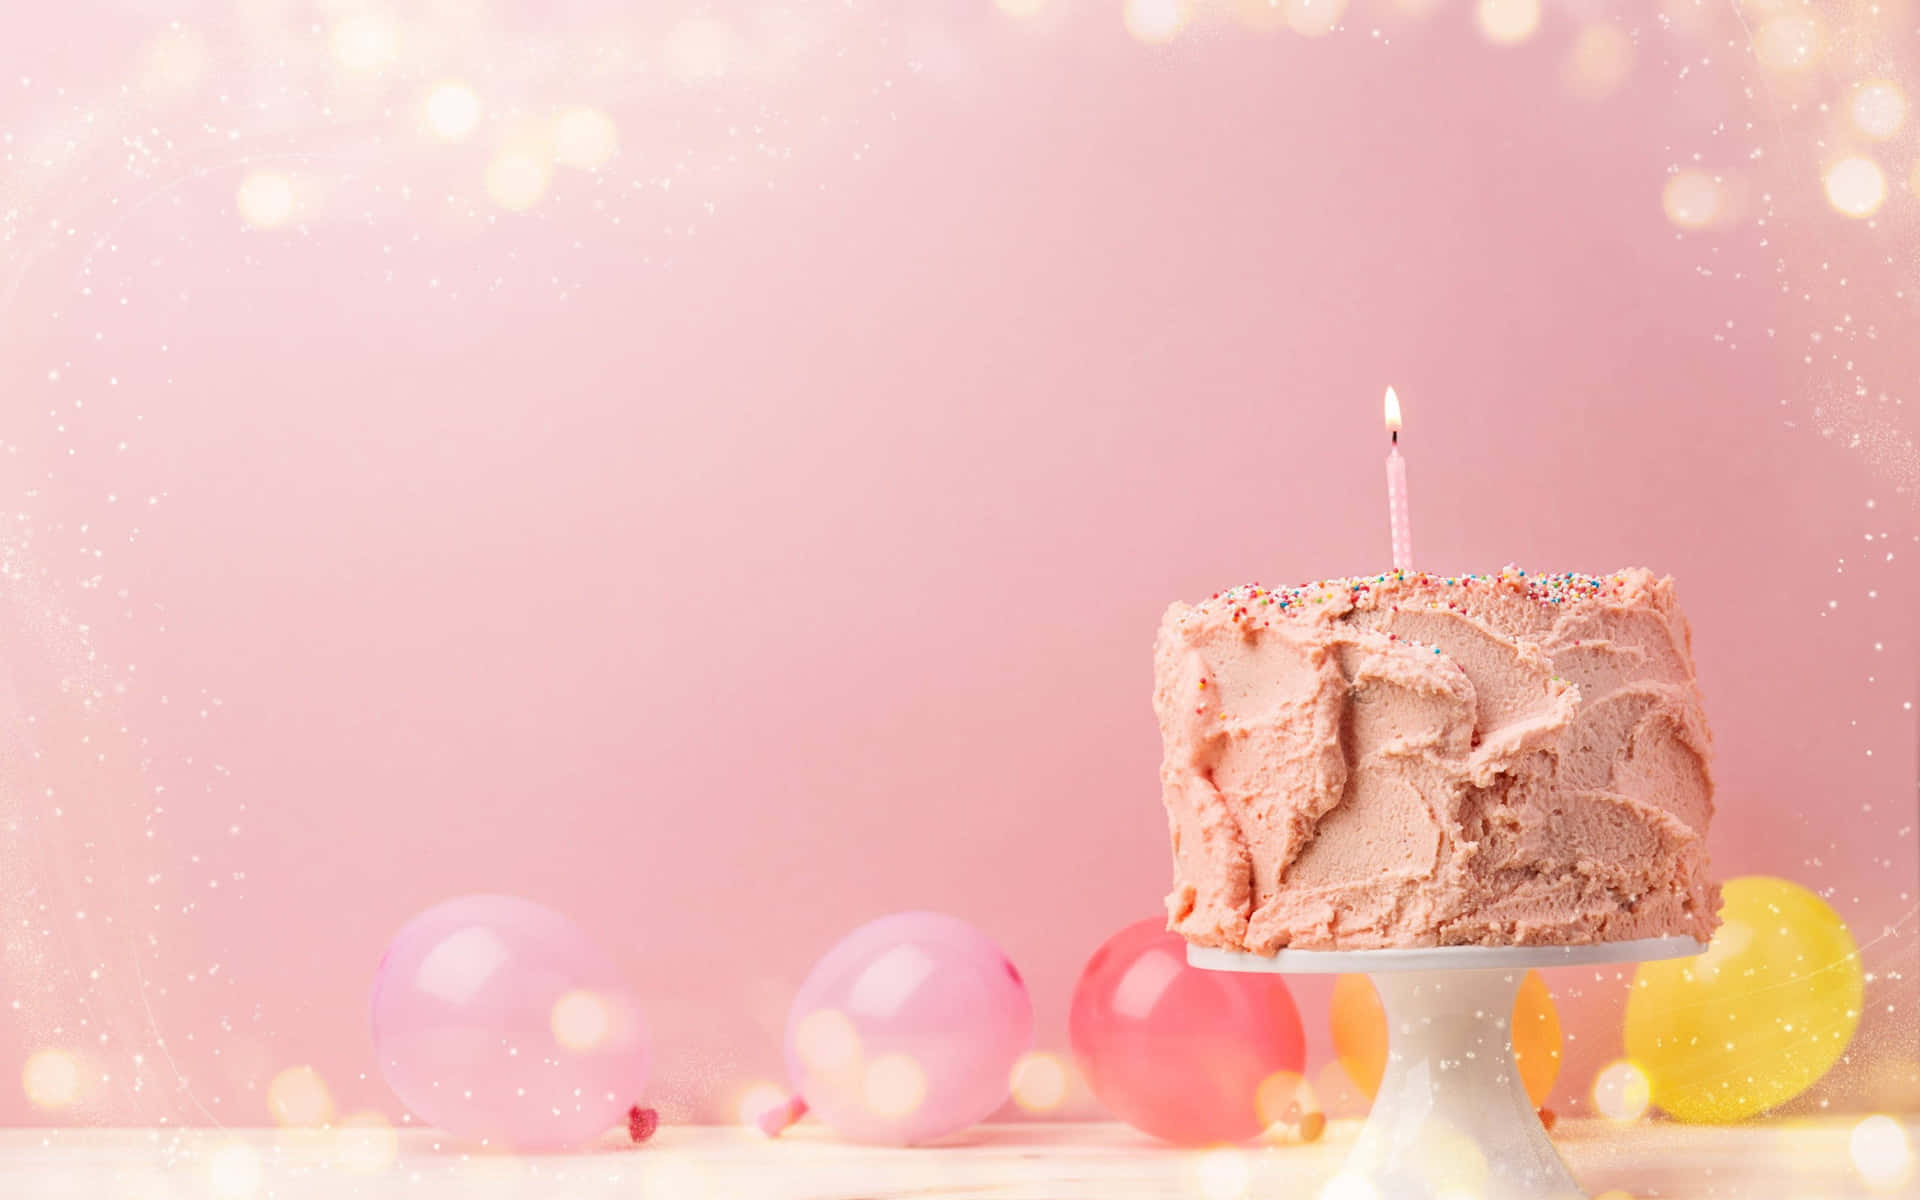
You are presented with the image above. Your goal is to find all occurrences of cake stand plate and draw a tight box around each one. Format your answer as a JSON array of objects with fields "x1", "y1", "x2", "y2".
[{"x1": 1190, "y1": 937, "x2": 1705, "y2": 1200}]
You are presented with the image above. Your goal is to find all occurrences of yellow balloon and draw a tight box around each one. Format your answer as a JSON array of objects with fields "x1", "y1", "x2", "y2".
[
  {"x1": 1624, "y1": 876, "x2": 1863, "y2": 1123},
  {"x1": 1333, "y1": 970, "x2": 1562, "y2": 1106}
]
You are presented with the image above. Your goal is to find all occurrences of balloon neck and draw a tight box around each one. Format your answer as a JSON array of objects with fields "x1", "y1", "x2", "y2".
[
  {"x1": 1294, "y1": 1109, "x2": 1326, "y2": 1143},
  {"x1": 627, "y1": 1105, "x2": 659, "y2": 1143},
  {"x1": 756, "y1": 1095, "x2": 809, "y2": 1137}
]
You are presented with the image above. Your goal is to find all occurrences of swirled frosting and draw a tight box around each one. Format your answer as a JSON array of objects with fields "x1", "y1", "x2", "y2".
[{"x1": 1154, "y1": 566, "x2": 1720, "y2": 951}]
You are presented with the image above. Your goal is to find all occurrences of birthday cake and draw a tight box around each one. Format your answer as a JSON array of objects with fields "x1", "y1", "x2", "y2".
[{"x1": 1154, "y1": 567, "x2": 1720, "y2": 952}]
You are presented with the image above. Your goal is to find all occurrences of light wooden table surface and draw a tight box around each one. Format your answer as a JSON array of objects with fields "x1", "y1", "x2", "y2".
[{"x1": 0, "y1": 1118, "x2": 1909, "y2": 1199}]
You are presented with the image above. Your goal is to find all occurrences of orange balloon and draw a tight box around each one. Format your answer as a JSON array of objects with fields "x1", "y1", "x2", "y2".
[{"x1": 1332, "y1": 970, "x2": 1562, "y2": 1106}]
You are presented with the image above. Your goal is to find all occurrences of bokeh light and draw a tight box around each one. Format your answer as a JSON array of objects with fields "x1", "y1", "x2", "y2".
[
  {"x1": 666, "y1": 17, "x2": 738, "y2": 81},
  {"x1": 863, "y1": 1052, "x2": 927, "y2": 1118},
  {"x1": 1563, "y1": 25, "x2": 1633, "y2": 100},
  {"x1": 637, "y1": 1154, "x2": 709, "y2": 1200},
  {"x1": 266, "y1": 1064, "x2": 333, "y2": 1127},
  {"x1": 485, "y1": 151, "x2": 553, "y2": 212},
  {"x1": 1287, "y1": 0, "x2": 1346, "y2": 37},
  {"x1": 1851, "y1": 1116, "x2": 1916, "y2": 1191},
  {"x1": 424, "y1": 83, "x2": 483, "y2": 142},
  {"x1": 334, "y1": 1111, "x2": 399, "y2": 1173},
  {"x1": 1193, "y1": 1148, "x2": 1251, "y2": 1200},
  {"x1": 1254, "y1": 1069, "x2": 1311, "y2": 1128},
  {"x1": 1753, "y1": 14, "x2": 1821, "y2": 73},
  {"x1": 207, "y1": 1142, "x2": 263, "y2": 1200},
  {"x1": 1412, "y1": 1121, "x2": 1489, "y2": 1195},
  {"x1": 1331, "y1": 971, "x2": 1560, "y2": 1106},
  {"x1": 21, "y1": 1048, "x2": 81, "y2": 1110},
  {"x1": 112, "y1": 1165, "x2": 174, "y2": 1200},
  {"x1": 1321, "y1": 1173, "x2": 1381, "y2": 1200},
  {"x1": 735, "y1": 1081, "x2": 787, "y2": 1127},
  {"x1": 554, "y1": 107, "x2": 620, "y2": 172},
  {"x1": 794, "y1": 1007, "x2": 862, "y2": 1072},
  {"x1": 1009, "y1": 1051, "x2": 1069, "y2": 1113},
  {"x1": 1235, "y1": 0, "x2": 1287, "y2": 32},
  {"x1": 550, "y1": 989, "x2": 613, "y2": 1052},
  {"x1": 1849, "y1": 81, "x2": 1908, "y2": 141},
  {"x1": 1661, "y1": 170, "x2": 1725, "y2": 230},
  {"x1": 236, "y1": 172, "x2": 296, "y2": 229},
  {"x1": 1124, "y1": 0, "x2": 1188, "y2": 43},
  {"x1": 1592, "y1": 1059, "x2": 1651, "y2": 1122},
  {"x1": 1475, "y1": 0, "x2": 1541, "y2": 46},
  {"x1": 330, "y1": 14, "x2": 400, "y2": 74},
  {"x1": 0, "y1": 0, "x2": 1908, "y2": 1145},
  {"x1": 139, "y1": 28, "x2": 209, "y2": 96},
  {"x1": 1824, "y1": 156, "x2": 1887, "y2": 218}
]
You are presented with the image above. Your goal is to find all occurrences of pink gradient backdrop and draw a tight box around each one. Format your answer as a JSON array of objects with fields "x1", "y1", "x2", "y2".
[{"x1": 1, "y1": 0, "x2": 1916, "y2": 1128}]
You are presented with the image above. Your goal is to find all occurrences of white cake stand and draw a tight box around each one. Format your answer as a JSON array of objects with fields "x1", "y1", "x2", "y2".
[{"x1": 1190, "y1": 937, "x2": 1704, "y2": 1200}]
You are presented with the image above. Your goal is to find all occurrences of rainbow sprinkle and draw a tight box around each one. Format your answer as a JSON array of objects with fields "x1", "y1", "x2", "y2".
[{"x1": 1192, "y1": 567, "x2": 1633, "y2": 622}]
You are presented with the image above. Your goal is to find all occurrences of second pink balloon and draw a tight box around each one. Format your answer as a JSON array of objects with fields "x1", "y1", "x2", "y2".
[{"x1": 783, "y1": 910, "x2": 1033, "y2": 1145}]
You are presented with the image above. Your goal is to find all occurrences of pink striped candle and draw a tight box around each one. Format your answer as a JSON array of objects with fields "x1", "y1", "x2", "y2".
[{"x1": 1384, "y1": 386, "x2": 1414, "y2": 570}]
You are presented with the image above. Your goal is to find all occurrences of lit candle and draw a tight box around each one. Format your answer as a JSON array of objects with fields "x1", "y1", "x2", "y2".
[{"x1": 1384, "y1": 386, "x2": 1414, "y2": 571}]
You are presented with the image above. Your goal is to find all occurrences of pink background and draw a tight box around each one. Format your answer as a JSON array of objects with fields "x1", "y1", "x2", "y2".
[{"x1": 2, "y1": 0, "x2": 1916, "y2": 1128}]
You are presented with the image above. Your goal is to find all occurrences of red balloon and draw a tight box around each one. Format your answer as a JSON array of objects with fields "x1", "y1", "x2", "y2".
[{"x1": 1069, "y1": 918, "x2": 1306, "y2": 1146}]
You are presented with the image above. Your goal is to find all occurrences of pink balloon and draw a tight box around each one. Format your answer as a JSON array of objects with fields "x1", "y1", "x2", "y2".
[
  {"x1": 369, "y1": 895, "x2": 648, "y2": 1149},
  {"x1": 784, "y1": 911, "x2": 1032, "y2": 1145},
  {"x1": 1069, "y1": 917, "x2": 1305, "y2": 1145}
]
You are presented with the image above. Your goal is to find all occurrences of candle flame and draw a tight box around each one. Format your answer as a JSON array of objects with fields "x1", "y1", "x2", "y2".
[{"x1": 1383, "y1": 386, "x2": 1403, "y2": 432}]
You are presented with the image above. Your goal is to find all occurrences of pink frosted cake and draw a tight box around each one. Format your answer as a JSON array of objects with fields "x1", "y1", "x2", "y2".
[{"x1": 1154, "y1": 567, "x2": 1720, "y2": 952}]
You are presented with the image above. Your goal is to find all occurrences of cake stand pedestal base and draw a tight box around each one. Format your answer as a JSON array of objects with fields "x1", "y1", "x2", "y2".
[{"x1": 1190, "y1": 937, "x2": 1704, "y2": 1200}]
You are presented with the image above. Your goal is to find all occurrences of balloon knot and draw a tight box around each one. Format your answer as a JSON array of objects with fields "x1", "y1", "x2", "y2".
[{"x1": 627, "y1": 1105, "x2": 659, "y2": 1143}]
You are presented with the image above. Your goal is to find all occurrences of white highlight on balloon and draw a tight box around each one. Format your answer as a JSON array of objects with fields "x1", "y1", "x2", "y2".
[
  {"x1": 414, "y1": 926, "x2": 509, "y2": 1004},
  {"x1": 846, "y1": 944, "x2": 937, "y2": 1017},
  {"x1": 1111, "y1": 946, "x2": 1181, "y2": 1020}
]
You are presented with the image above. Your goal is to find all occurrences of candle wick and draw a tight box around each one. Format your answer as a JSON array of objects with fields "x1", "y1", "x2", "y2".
[{"x1": 1391, "y1": 429, "x2": 1398, "y2": 446}]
